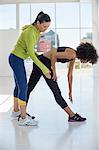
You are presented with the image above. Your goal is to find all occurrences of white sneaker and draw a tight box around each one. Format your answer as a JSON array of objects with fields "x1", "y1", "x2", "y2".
[
  {"x1": 11, "y1": 111, "x2": 20, "y2": 119},
  {"x1": 18, "y1": 116, "x2": 38, "y2": 126}
]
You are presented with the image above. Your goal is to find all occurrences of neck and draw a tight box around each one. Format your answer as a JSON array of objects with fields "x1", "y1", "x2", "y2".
[
  {"x1": 74, "y1": 50, "x2": 77, "y2": 58},
  {"x1": 34, "y1": 24, "x2": 40, "y2": 32}
]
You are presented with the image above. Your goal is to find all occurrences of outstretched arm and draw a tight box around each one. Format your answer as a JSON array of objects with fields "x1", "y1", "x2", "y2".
[
  {"x1": 50, "y1": 50, "x2": 57, "y2": 81},
  {"x1": 67, "y1": 59, "x2": 75, "y2": 102}
]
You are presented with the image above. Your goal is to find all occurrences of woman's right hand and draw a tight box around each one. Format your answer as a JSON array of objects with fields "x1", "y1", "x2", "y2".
[
  {"x1": 52, "y1": 71, "x2": 57, "y2": 81},
  {"x1": 44, "y1": 70, "x2": 51, "y2": 79}
]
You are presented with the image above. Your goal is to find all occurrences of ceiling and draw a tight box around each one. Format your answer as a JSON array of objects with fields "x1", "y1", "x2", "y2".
[{"x1": 0, "y1": 0, "x2": 80, "y2": 4}]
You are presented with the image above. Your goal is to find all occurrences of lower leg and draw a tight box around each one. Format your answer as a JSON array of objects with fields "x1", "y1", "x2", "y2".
[
  {"x1": 18, "y1": 99, "x2": 27, "y2": 119},
  {"x1": 64, "y1": 106, "x2": 86, "y2": 121},
  {"x1": 18, "y1": 99, "x2": 38, "y2": 126},
  {"x1": 13, "y1": 97, "x2": 19, "y2": 112},
  {"x1": 20, "y1": 105, "x2": 27, "y2": 119},
  {"x1": 44, "y1": 77, "x2": 74, "y2": 117},
  {"x1": 63, "y1": 106, "x2": 75, "y2": 117}
]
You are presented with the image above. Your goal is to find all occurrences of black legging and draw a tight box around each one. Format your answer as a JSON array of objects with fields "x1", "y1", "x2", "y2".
[{"x1": 27, "y1": 55, "x2": 68, "y2": 109}]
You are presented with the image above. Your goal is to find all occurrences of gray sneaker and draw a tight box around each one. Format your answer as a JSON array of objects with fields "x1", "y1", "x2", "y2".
[{"x1": 11, "y1": 111, "x2": 20, "y2": 119}]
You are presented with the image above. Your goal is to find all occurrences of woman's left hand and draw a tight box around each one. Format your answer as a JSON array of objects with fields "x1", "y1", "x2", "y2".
[{"x1": 69, "y1": 92, "x2": 73, "y2": 103}]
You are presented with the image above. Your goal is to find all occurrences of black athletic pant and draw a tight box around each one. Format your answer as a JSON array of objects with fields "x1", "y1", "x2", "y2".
[{"x1": 27, "y1": 55, "x2": 68, "y2": 109}]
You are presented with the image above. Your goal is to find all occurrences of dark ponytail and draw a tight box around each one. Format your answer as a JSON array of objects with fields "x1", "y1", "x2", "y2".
[{"x1": 32, "y1": 11, "x2": 51, "y2": 25}]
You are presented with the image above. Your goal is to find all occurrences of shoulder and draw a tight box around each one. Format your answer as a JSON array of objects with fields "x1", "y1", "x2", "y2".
[{"x1": 65, "y1": 48, "x2": 76, "y2": 59}]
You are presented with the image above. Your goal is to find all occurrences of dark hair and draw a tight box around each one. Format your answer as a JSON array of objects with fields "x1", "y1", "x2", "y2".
[
  {"x1": 32, "y1": 11, "x2": 51, "y2": 25},
  {"x1": 76, "y1": 42, "x2": 98, "y2": 64}
]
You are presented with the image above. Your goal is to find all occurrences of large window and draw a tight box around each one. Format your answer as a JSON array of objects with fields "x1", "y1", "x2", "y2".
[
  {"x1": 19, "y1": 2, "x2": 92, "y2": 72},
  {"x1": 56, "y1": 3, "x2": 79, "y2": 28},
  {"x1": 80, "y1": 3, "x2": 92, "y2": 28},
  {"x1": 0, "y1": 1, "x2": 93, "y2": 73},
  {"x1": 19, "y1": 4, "x2": 30, "y2": 28},
  {"x1": 0, "y1": 4, "x2": 16, "y2": 29},
  {"x1": 81, "y1": 29, "x2": 92, "y2": 42},
  {"x1": 56, "y1": 29, "x2": 80, "y2": 48}
]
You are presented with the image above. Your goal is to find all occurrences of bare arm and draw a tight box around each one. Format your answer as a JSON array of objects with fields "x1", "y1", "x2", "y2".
[
  {"x1": 67, "y1": 59, "x2": 75, "y2": 102},
  {"x1": 50, "y1": 50, "x2": 57, "y2": 81}
]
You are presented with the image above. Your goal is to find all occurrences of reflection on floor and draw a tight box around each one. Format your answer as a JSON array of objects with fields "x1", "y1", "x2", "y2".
[{"x1": 0, "y1": 70, "x2": 99, "y2": 150}]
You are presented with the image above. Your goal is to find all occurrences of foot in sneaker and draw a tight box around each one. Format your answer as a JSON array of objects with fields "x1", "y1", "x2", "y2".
[
  {"x1": 11, "y1": 111, "x2": 21, "y2": 119},
  {"x1": 11, "y1": 111, "x2": 35, "y2": 119},
  {"x1": 68, "y1": 113, "x2": 86, "y2": 122},
  {"x1": 18, "y1": 116, "x2": 38, "y2": 126}
]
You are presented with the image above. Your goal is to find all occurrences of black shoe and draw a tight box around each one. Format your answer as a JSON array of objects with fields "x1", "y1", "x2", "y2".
[
  {"x1": 68, "y1": 113, "x2": 86, "y2": 122},
  {"x1": 26, "y1": 113, "x2": 35, "y2": 119}
]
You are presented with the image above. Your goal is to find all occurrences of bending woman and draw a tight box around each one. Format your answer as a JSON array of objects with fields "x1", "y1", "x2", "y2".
[{"x1": 27, "y1": 42, "x2": 98, "y2": 122}]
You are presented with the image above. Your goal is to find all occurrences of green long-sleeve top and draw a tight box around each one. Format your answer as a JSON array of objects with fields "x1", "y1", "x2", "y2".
[{"x1": 11, "y1": 25, "x2": 49, "y2": 74}]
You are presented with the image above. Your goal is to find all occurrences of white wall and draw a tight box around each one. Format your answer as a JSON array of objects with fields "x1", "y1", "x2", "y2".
[
  {"x1": 92, "y1": 0, "x2": 99, "y2": 77},
  {"x1": 0, "y1": 29, "x2": 19, "y2": 76}
]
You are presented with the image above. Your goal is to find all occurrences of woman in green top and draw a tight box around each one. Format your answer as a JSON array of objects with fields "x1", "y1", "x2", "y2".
[{"x1": 9, "y1": 11, "x2": 51, "y2": 126}]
